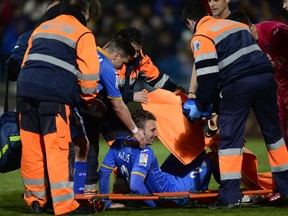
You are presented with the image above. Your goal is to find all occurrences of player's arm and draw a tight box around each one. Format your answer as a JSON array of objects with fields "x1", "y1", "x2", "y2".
[
  {"x1": 109, "y1": 99, "x2": 143, "y2": 147},
  {"x1": 130, "y1": 149, "x2": 156, "y2": 207},
  {"x1": 98, "y1": 165, "x2": 113, "y2": 194},
  {"x1": 98, "y1": 165, "x2": 112, "y2": 208},
  {"x1": 271, "y1": 24, "x2": 288, "y2": 61},
  {"x1": 98, "y1": 148, "x2": 116, "y2": 194},
  {"x1": 102, "y1": 66, "x2": 145, "y2": 147},
  {"x1": 130, "y1": 173, "x2": 156, "y2": 207},
  {"x1": 98, "y1": 148, "x2": 117, "y2": 208}
]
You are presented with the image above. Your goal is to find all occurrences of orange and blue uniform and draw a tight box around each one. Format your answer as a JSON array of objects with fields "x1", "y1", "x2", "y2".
[
  {"x1": 17, "y1": 10, "x2": 99, "y2": 215},
  {"x1": 117, "y1": 50, "x2": 177, "y2": 103},
  {"x1": 192, "y1": 16, "x2": 288, "y2": 204}
]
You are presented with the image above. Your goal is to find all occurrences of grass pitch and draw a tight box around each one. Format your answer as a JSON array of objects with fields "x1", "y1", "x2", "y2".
[{"x1": 1, "y1": 138, "x2": 288, "y2": 215}]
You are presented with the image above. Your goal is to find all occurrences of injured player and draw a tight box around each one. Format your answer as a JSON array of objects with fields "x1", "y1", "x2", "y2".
[{"x1": 98, "y1": 110, "x2": 216, "y2": 208}]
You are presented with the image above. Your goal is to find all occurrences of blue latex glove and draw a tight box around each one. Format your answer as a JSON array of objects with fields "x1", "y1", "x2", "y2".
[{"x1": 182, "y1": 98, "x2": 202, "y2": 121}]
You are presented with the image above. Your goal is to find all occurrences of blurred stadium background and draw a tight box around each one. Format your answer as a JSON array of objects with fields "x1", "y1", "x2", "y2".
[{"x1": 0, "y1": 0, "x2": 287, "y2": 137}]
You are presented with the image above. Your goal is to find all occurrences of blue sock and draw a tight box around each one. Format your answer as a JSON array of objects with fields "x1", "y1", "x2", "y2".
[{"x1": 73, "y1": 161, "x2": 87, "y2": 194}]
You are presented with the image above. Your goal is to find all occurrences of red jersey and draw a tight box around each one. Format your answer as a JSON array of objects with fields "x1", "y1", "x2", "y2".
[{"x1": 256, "y1": 21, "x2": 288, "y2": 90}]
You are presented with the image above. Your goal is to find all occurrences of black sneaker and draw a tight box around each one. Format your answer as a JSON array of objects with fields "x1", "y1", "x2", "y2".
[
  {"x1": 31, "y1": 201, "x2": 46, "y2": 214},
  {"x1": 208, "y1": 201, "x2": 236, "y2": 209}
]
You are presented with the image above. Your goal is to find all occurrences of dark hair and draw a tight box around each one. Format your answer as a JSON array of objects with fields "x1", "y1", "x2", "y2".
[
  {"x1": 132, "y1": 110, "x2": 156, "y2": 130},
  {"x1": 106, "y1": 37, "x2": 135, "y2": 58},
  {"x1": 228, "y1": 11, "x2": 252, "y2": 27},
  {"x1": 63, "y1": 0, "x2": 101, "y2": 21},
  {"x1": 182, "y1": 0, "x2": 208, "y2": 23},
  {"x1": 88, "y1": 0, "x2": 101, "y2": 21},
  {"x1": 114, "y1": 27, "x2": 144, "y2": 46}
]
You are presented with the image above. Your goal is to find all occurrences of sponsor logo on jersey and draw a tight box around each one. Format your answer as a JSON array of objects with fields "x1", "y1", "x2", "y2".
[{"x1": 139, "y1": 153, "x2": 148, "y2": 167}]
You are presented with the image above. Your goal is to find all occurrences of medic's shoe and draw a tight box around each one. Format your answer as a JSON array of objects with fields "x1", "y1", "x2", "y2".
[
  {"x1": 266, "y1": 192, "x2": 280, "y2": 202},
  {"x1": 266, "y1": 193, "x2": 288, "y2": 206},
  {"x1": 31, "y1": 201, "x2": 46, "y2": 214},
  {"x1": 208, "y1": 201, "x2": 236, "y2": 209}
]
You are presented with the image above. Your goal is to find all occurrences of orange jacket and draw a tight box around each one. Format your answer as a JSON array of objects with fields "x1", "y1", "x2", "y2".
[
  {"x1": 18, "y1": 14, "x2": 99, "y2": 106},
  {"x1": 117, "y1": 50, "x2": 177, "y2": 103},
  {"x1": 192, "y1": 16, "x2": 273, "y2": 111}
]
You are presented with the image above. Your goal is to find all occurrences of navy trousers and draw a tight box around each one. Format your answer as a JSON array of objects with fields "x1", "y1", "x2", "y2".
[{"x1": 217, "y1": 72, "x2": 288, "y2": 203}]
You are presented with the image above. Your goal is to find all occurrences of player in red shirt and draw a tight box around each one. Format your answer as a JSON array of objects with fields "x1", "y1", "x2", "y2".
[
  {"x1": 229, "y1": 10, "x2": 288, "y2": 204},
  {"x1": 229, "y1": 11, "x2": 288, "y2": 149}
]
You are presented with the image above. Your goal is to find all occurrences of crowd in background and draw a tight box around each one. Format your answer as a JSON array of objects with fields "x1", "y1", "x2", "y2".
[{"x1": 1, "y1": 0, "x2": 287, "y2": 90}]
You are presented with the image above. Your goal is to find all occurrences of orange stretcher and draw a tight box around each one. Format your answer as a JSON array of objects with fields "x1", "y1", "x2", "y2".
[
  {"x1": 75, "y1": 189, "x2": 273, "y2": 211},
  {"x1": 141, "y1": 89, "x2": 275, "y2": 190}
]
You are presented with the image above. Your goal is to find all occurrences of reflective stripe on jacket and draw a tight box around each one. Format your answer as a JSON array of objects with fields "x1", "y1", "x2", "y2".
[
  {"x1": 117, "y1": 50, "x2": 174, "y2": 89},
  {"x1": 18, "y1": 14, "x2": 99, "y2": 106},
  {"x1": 192, "y1": 16, "x2": 273, "y2": 110}
]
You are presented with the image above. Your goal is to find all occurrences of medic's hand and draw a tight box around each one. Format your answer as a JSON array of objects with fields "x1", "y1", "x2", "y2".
[
  {"x1": 133, "y1": 90, "x2": 148, "y2": 104},
  {"x1": 182, "y1": 98, "x2": 202, "y2": 121}
]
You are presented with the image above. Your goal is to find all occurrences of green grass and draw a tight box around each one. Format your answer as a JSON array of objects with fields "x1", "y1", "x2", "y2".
[{"x1": 1, "y1": 138, "x2": 288, "y2": 215}]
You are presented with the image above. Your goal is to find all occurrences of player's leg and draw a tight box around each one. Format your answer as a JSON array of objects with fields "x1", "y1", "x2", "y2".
[{"x1": 252, "y1": 74, "x2": 288, "y2": 200}]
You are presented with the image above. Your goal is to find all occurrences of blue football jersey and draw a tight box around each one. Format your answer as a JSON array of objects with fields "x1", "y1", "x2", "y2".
[
  {"x1": 97, "y1": 47, "x2": 122, "y2": 99},
  {"x1": 99, "y1": 136, "x2": 212, "y2": 193}
]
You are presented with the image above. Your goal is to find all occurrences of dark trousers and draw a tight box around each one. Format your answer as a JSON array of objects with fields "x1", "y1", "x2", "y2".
[{"x1": 217, "y1": 73, "x2": 288, "y2": 203}]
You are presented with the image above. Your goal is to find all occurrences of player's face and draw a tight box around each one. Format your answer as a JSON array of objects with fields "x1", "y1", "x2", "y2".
[
  {"x1": 143, "y1": 120, "x2": 157, "y2": 145},
  {"x1": 113, "y1": 56, "x2": 131, "y2": 69},
  {"x1": 284, "y1": 0, "x2": 288, "y2": 12},
  {"x1": 208, "y1": 0, "x2": 230, "y2": 18}
]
